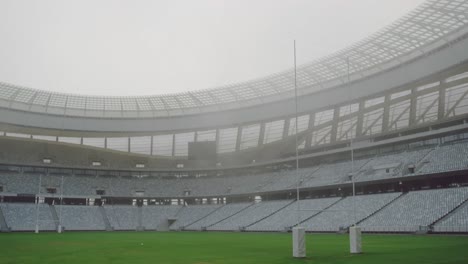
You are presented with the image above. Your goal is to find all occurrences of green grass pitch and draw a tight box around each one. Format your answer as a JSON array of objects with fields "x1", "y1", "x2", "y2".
[{"x1": 0, "y1": 231, "x2": 467, "y2": 264}]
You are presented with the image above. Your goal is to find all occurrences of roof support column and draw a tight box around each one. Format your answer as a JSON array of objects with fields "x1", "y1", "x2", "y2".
[
  {"x1": 128, "y1": 137, "x2": 131, "y2": 153},
  {"x1": 382, "y1": 95, "x2": 391, "y2": 133},
  {"x1": 438, "y1": 82, "x2": 446, "y2": 121},
  {"x1": 215, "y1": 129, "x2": 220, "y2": 154},
  {"x1": 282, "y1": 118, "x2": 290, "y2": 140},
  {"x1": 258, "y1": 122, "x2": 265, "y2": 146},
  {"x1": 330, "y1": 106, "x2": 340, "y2": 143},
  {"x1": 150, "y1": 136, "x2": 154, "y2": 156},
  {"x1": 235, "y1": 126, "x2": 242, "y2": 152},
  {"x1": 305, "y1": 113, "x2": 315, "y2": 149},
  {"x1": 409, "y1": 87, "x2": 418, "y2": 126},
  {"x1": 355, "y1": 102, "x2": 365, "y2": 137},
  {"x1": 172, "y1": 134, "x2": 176, "y2": 157}
]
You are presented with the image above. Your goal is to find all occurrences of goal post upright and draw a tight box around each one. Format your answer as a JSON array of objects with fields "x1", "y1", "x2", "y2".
[
  {"x1": 292, "y1": 40, "x2": 306, "y2": 258},
  {"x1": 57, "y1": 175, "x2": 64, "y2": 233},
  {"x1": 34, "y1": 174, "x2": 42, "y2": 234},
  {"x1": 347, "y1": 57, "x2": 362, "y2": 254}
]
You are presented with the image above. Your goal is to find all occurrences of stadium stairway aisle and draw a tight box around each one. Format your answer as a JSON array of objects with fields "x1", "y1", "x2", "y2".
[
  {"x1": 105, "y1": 205, "x2": 139, "y2": 230},
  {"x1": 411, "y1": 147, "x2": 436, "y2": 175},
  {"x1": 359, "y1": 187, "x2": 468, "y2": 232},
  {"x1": 356, "y1": 192, "x2": 404, "y2": 225},
  {"x1": 245, "y1": 200, "x2": 295, "y2": 228},
  {"x1": 0, "y1": 203, "x2": 56, "y2": 231},
  {"x1": 49, "y1": 205, "x2": 59, "y2": 230},
  {"x1": 208, "y1": 200, "x2": 293, "y2": 231},
  {"x1": 247, "y1": 197, "x2": 342, "y2": 232},
  {"x1": 141, "y1": 205, "x2": 182, "y2": 231},
  {"x1": 301, "y1": 192, "x2": 402, "y2": 232},
  {"x1": 0, "y1": 205, "x2": 9, "y2": 232},
  {"x1": 137, "y1": 206, "x2": 143, "y2": 231},
  {"x1": 431, "y1": 195, "x2": 468, "y2": 227},
  {"x1": 170, "y1": 205, "x2": 222, "y2": 230},
  {"x1": 99, "y1": 206, "x2": 113, "y2": 231},
  {"x1": 433, "y1": 198, "x2": 468, "y2": 232},
  {"x1": 293, "y1": 197, "x2": 344, "y2": 226},
  {"x1": 183, "y1": 204, "x2": 226, "y2": 229},
  {"x1": 186, "y1": 202, "x2": 255, "y2": 230}
]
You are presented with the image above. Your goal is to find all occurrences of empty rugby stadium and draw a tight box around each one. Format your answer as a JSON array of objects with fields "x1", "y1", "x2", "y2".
[{"x1": 1, "y1": 0, "x2": 468, "y2": 263}]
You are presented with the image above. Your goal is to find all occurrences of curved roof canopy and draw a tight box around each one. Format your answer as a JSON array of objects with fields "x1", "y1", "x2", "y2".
[{"x1": 1, "y1": 0, "x2": 468, "y2": 118}]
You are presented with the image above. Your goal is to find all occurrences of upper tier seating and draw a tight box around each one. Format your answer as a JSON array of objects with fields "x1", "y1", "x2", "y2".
[
  {"x1": 302, "y1": 159, "x2": 368, "y2": 187},
  {"x1": 0, "y1": 166, "x2": 354, "y2": 197},
  {"x1": 260, "y1": 168, "x2": 316, "y2": 192},
  {"x1": 0, "y1": 142, "x2": 467, "y2": 198},
  {"x1": 357, "y1": 148, "x2": 432, "y2": 181},
  {"x1": 417, "y1": 141, "x2": 468, "y2": 175},
  {"x1": 0, "y1": 173, "x2": 39, "y2": 194}
]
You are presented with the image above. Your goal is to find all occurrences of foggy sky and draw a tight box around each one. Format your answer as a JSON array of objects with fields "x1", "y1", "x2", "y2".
[{"x1": 0, "y1": 0, "x2": 426, "y2": 96}]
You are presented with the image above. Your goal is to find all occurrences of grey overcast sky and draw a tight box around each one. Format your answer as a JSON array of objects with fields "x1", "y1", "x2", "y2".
[{"x1": 0, "y1": 0, "x2": 426, "y2": 96}]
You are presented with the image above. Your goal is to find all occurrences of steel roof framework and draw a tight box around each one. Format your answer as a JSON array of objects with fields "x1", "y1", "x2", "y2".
[{"x1": 1, "y1": 0, "x2": 468, "y2": 118}]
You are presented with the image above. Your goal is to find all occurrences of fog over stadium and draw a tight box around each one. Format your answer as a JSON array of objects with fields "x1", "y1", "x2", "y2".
[
  {"x1": 0, "y1": 0, "x2": 424, "y2": 96},
  {"x1": 1, "y1": 0, "x2": 468, "y2": 263}
]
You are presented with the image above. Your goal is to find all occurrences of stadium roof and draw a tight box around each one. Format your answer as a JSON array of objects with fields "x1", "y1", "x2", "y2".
[{"x1": 1, "y1": 0, "x2": 468, "y2": 118}]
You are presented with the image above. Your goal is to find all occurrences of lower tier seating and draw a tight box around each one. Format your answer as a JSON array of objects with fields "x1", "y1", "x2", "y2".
[
  {"x1": 104, "y1": 205, "x2": 139, "y2": 230},
  {"x1": 360, "y1": 187, "x2": 468, "y2": 232},
  {"x1": 56, "y1": 205, "x2": 106, "y2": 231},
  {"x1": 186, "y1": 202, "x2": 252, "y2": 230},
  {"x1": 0, "y1": 203, "x2": 55, "y2": 231},
  {"x1": 170, "y1": 205, "x2": 221, "y2": 230},
  {"x1": 433, "y1": 201, "x2": 468, "y2": 232},
  {"x1": 246, "y1": 197, "x2": 341, "y2": 232},
  {"x1": 208, "y1": 200, "x2": 293, "y2": 231},
  {"x1": 301, "y1": 192, "x2": 402, "y2": 232},
  {"x1": 1, "y1": 187, "x2": 467, "y2": 233}
]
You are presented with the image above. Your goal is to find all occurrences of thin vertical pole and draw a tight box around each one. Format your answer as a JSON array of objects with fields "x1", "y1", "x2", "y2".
[
  {"x1": 294, "y1": 40, "x2": 300, "y2": 226},
  {"x1": 59, "y1": 175, "x2": 64, "y2": 230}
]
